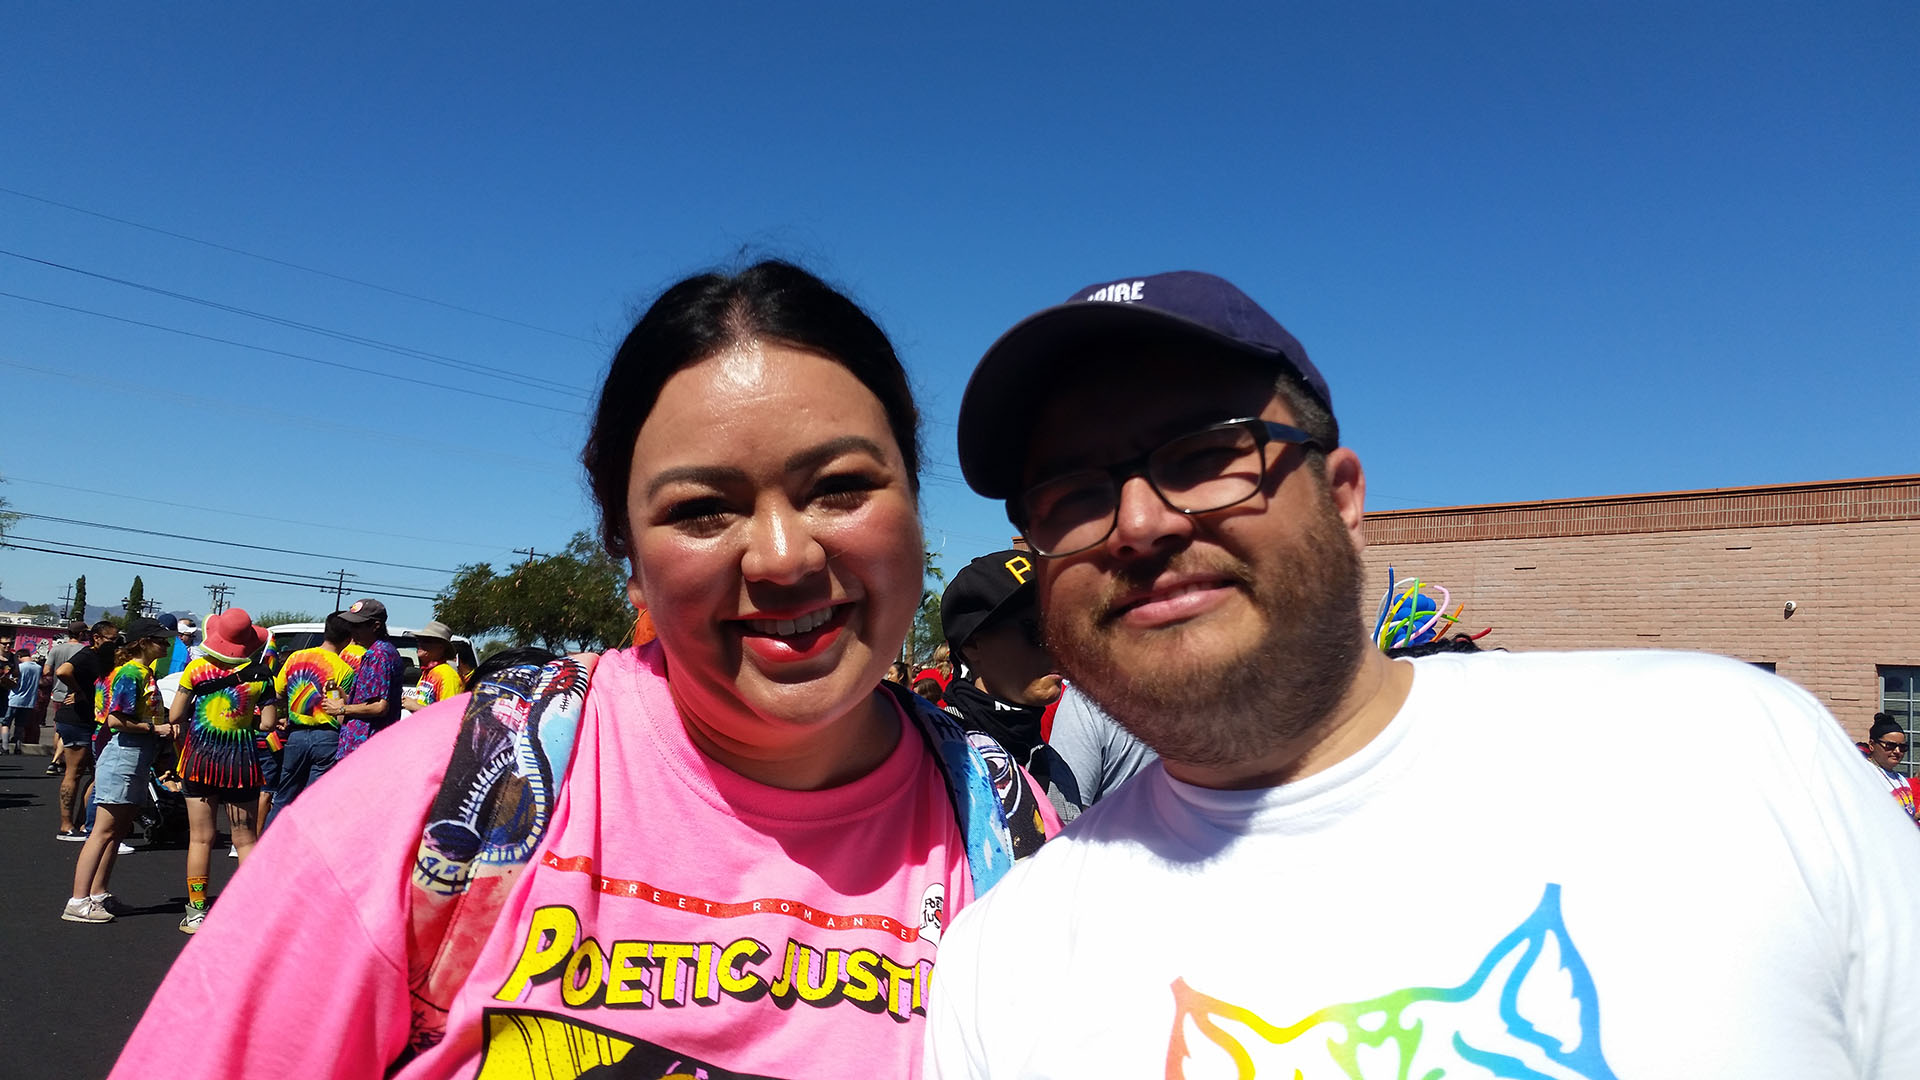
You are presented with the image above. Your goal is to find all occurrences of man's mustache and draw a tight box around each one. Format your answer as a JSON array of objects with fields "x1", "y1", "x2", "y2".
[{"x1": 1083, "y1": 551, "x2": 1257, "y2": 625}]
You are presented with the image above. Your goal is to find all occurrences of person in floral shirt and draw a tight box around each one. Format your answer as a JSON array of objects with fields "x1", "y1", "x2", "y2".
[{"x1": 332, "y1": 597, "x2": 401, "y2": 761}]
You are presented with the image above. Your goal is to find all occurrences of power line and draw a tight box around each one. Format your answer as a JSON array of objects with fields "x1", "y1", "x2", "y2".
[
  {"x1": 2, "y1": 476, "x2": 513, "y2": 553},
  {"x1": 9, "y1": 512, "x2": 456, "y2": 573},
  {"x1": 0, "y1": 540, "x2": 440, "y2": 601},
  {"x1": 0, "y1": 357, "x2": 575, "y2": 476},
  {"x1": 0, "y1": 184, "x2": 599, "y2": 344},
  {"x1": 3, "y1": 534, "x2": 441, "y2": 594},
  {"x1": 0, "y1": 247, "x2": 589, "y2": 398},
  {"x1": 0, "y1": 289, "x2": 583, "y2": 415}
]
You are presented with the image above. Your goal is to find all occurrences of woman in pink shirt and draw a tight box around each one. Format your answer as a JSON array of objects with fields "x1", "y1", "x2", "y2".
[{"x1": 113, "y1": 261, "x2": 1054, "y2": 1080}]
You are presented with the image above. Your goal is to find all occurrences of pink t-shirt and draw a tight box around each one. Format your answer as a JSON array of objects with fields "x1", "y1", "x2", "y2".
[{"x1": 113, "y1": 644, "x2": 977, "y2": 1080}]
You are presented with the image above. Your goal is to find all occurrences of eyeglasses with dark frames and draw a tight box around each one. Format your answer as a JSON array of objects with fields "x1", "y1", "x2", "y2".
[
  {"x1": 1015, "y1": 417, "x2": 1325, "y2": 558},
  {"x1": 1875, "y1": 738, "x2": 1910, "y2": 754}
]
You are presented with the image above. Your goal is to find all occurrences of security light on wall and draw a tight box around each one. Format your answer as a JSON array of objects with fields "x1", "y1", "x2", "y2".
[{"x1": 1784, "y1": 601, "x2": 1797, "y2": 617}]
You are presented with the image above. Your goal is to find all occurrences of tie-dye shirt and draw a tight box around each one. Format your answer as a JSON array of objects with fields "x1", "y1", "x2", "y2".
[
  {"x1": 178, "y1": 656, "x2": 273, "y2": 788},
  {"x1": 343, "y1": 642, "x2": 367, "y2": 670},
  {"x1": 413, "y1": 660, "x2": 465, "y2": 710},
  {"x1": 106, "y1": 658, "x2": 162, "y2": 725},
  {"x1": 93, "y1": 655, "x2": 115, "y2": 725},
  {"x1": 275, "y1": 647, "x2": 356, "y2": 729}
]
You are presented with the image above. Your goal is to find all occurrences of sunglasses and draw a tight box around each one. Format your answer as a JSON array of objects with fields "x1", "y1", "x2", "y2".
[{"x1": 1875, "y1": 739, "x2": 1910, "y2": 754}]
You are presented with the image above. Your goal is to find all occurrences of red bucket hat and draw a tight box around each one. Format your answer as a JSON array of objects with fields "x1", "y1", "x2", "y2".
[{"x1": 204, "y1": 607, "x2": 270, "y2": 662}]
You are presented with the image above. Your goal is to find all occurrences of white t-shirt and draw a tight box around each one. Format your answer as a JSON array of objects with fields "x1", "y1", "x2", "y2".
[{"x1": 927, "y1": 650, "x2": 1920, "y2": 1079}]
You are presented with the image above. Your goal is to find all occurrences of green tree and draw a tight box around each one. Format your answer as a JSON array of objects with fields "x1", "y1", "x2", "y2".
[
  {"x1": 435, "y1": 532, "x2": 633, "y2": 652},
  {"x1": 70, "y1": 575, "x2": 87, "y2": 621},
  {"x1": 904, "y1": 551, "x2": 946, "y2": 664},
  {"x1": 20, "y1": 603, "x2": 52, "y2": 616},
  {"x1": 255, "y1": 609, "x2": 320, "y2": 627},
  {"x1": 124, "y1": 576, "x2": 146, "y2": 620}
]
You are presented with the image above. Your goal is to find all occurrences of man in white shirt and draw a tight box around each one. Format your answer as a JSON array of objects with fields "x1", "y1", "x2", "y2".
[{"x1": 927, "y1": 270, "x2": 1920, "y2": 1078}]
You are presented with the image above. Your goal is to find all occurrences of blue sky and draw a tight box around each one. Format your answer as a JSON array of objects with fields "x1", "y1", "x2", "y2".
[{"x1": 2, "y1": 3, "x2": 1914, "y2": 627}]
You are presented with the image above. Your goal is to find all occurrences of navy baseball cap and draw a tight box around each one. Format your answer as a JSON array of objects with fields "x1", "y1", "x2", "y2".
[{"x1": 957, "y1": 271, "x2": 1332, "y2": 500}]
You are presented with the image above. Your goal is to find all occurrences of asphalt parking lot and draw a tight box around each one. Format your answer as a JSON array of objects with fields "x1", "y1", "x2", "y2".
[{"x1": 0, "y1": 752, "x2": 242, "y2": 1080}]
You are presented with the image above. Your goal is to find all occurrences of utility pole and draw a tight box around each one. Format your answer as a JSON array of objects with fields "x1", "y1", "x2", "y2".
[
  {"x1": 59, "y1": 584, "x2": 74, "y2": 620},
  {"x1": 320, "y1": 569, "x2": 357, "y2": 612},
  {"x1": 513, "y1": 547, "x2": 543, "y2": 563},
  {"x1": 205, "y1": 583, "x2": 233, "y2": 614}
]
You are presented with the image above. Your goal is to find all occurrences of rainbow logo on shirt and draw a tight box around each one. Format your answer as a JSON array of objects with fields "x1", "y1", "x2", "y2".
[{"x1": 1167, "y1": 884, "x2": 1616, "y2": 1079}]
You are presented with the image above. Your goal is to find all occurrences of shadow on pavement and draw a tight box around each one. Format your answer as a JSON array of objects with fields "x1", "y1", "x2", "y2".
[{"x1": 0, "y1": 756, "x2": 243, "y2": 1080}]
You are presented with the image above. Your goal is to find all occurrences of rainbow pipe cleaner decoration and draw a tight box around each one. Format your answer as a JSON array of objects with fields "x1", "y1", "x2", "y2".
[{"x1": 1371, "y1": 567, "x2": 1486, "y2": 651}]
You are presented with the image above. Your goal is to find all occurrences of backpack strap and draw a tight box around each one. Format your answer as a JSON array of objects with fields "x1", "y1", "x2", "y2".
[
  {"x1": 883, "y1": 681, "x2": 1048, "y2": 894},
  {"x1": 395, "y1": 657, "x2": 590, "y2": 1068}
]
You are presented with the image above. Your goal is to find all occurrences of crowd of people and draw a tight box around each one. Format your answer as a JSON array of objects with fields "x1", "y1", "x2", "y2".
[
  {"x1": 9, "y1": 260, "x2": 1904, "y2": 1078},
  {"x1": 22, "y1": 601, "x2": 469, "y2": 932}
]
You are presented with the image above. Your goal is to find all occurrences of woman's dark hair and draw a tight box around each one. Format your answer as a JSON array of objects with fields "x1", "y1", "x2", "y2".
[
  {"x1": 1871, "y1": 712, "x2": 1906, "y2": 741},
  {"x1": 582, "y1": 259, "x2": 921, "y2": 560}
]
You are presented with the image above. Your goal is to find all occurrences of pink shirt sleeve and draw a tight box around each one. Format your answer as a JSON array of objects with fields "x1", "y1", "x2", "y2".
[{"x1": 108, "y1": 699, "x2": 469, "y2": 1078}]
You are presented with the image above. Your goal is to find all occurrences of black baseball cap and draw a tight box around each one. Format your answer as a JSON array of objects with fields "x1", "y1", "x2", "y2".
[
  {"x1": 122, "y1": 616, "x2": 176, "y2": 642},
  {"x1": 942, "y1": 550, "x2": 1042, "y2": 648},
  {"x1": 957, "y1": 270, "x2": 1333, "y2": 500},
  {"x1": 338, "y1": 598, "x2": 388, "y2": 625}
]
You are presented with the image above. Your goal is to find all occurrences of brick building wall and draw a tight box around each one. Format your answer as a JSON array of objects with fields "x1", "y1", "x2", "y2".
[{"x1": 1360, "y1": 475, "x2": 1920, "y2": 740}]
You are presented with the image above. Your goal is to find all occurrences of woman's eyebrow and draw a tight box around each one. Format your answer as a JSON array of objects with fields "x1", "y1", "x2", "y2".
[
  {"x1": 643, "y1": 437, "x2": 886, "y2": 499},
  {"x1": 785, "y1": 435, "x2": 887, "y2": 475},
  {"x1": 644, "y1": 465, "x2": 749, "y2": 500}
]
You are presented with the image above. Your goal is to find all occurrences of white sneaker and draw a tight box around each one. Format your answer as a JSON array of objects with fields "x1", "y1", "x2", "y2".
[
  {"x1": 178, "y1": 907, "x2": 206, "y2": 934},
  {"x1": 61, "y1": 897, "x2": 113, "y2": 923},
  {"x1": 227, "y1": 845, "x2": 238, "y2": 858},
  {"x1": 116, "y1": 842, "x2": 134, "y2": 855}
]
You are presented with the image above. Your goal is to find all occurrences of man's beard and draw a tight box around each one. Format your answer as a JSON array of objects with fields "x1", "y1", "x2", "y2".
[{"x1": 1044, "y1": 499, "x2": 1368, "y2": 771}]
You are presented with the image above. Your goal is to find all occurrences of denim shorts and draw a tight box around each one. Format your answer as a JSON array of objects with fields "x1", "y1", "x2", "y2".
[
  {"x1": 54, "y1": 707, "x2": 98, "y2": 747},
  {"x1": 93, "y1": 734, "x2": 159, "y2": 805}
]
